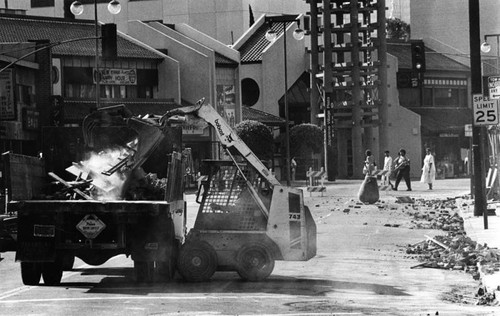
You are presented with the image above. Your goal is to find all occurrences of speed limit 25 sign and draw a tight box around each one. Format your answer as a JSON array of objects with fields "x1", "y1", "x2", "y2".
[{"x1": 473, "y1": 94, "x2": 499, "y2": 126}]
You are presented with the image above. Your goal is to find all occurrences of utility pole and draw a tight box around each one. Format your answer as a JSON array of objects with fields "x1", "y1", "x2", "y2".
[{"x1": 469, "y1": 0, "x2": 488, "y2": 227}]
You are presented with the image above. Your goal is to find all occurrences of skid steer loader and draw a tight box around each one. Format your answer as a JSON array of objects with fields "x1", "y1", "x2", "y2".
[{"x1": 161, "y1": 98, "x2": 317, "y2": 282}]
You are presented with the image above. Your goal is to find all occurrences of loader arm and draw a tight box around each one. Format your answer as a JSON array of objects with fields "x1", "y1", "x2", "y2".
[{"x1": 161, "y1": 98, "x2": 280, "y2": 187}]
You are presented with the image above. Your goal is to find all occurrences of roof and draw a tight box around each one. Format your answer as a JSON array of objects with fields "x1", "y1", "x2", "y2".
[
  {"x1": 242, "y1": 106, "x2": 286, "y2": 126},
  {"x1": 0, "y1": 14, "x2": 163, "y2": 59},
  {"x1": 63, "y1": 99, "x2": 285, "y2": 127},
  {"x1": 215, "y1": 52, "x2": 238, "y2": 67},
  {"x1": 238, "y1": 20, "x2": 293, "y2": 63},
  {"x1": 63, "y1": 99, "x2": 180, "y2": 123},
  {"x1": 387, "y1": 41, "x2": 470, "y2": 72}
]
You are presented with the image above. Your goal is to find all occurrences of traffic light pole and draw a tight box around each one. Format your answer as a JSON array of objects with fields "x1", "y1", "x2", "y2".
[
  {"x1": 94, "y1": 0, "x2": 100, "y2": 109},
  {"x1": 469, "y1": 0, "x2": 488, "y2": 228}
]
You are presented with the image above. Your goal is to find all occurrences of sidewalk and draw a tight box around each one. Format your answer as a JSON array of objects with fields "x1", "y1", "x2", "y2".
[
  {"x1": 457, "y1": 198, "x2": 500, "y2": 296},
  {"x1": 299, "y1": 177, "x2": 500, "y2": 297}
]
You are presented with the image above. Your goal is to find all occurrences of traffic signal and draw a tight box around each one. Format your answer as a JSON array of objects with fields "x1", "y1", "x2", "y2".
[
  {"x1": 102, "y1": 23, "x2": 117, "y2": 60},
  {"x1": 411, "y1": 40, "x2": 426, "y2": 72}
]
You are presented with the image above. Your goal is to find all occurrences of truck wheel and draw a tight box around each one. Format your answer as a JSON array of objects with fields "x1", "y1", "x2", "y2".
[
  {"x1": 42, "y1": 261, "x2": 63, "y2": 286},
  {"x1": 177, "y1": 241, "x2": 217, "y2": 282},
  {"x1": 21, "y1": 262, "x2": 42, "y2": 286},
  {"x1": 62, "y1": 255, "x2": 75, "y2": 271},
  {"x1": 236, "y1": 243, "x2": 274, "y2": 281},
  {"x1": 134, "y1": 261, "x2": 154, "y2": 283}
]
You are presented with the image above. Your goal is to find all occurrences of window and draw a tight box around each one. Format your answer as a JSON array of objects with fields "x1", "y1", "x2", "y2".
[
  {"x1": 17, "y1": 85, "x2": 33, "y2": 106},
  {"x1": 31, "y1": 0, "x2": 54, "y2": 7},
  {"x1": 65, "y1": 83, "x2": 154, "y2": 99}
]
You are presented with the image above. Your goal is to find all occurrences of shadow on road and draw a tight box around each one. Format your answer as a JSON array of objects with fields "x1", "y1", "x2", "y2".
[{"x1": 66, "y1": 266, "x2": 410, "y2": 297}]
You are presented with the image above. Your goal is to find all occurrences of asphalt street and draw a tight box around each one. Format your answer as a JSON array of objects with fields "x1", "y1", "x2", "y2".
[{"x1": 0, "y1": 177, "x2": 498, "y2": 315}]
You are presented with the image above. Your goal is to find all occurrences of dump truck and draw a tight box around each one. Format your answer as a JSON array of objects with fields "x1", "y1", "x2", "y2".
[
  {"x1": 9, "y1": 105, "x2": 186, "y2": 285},
  {"x1": 10, "y1": 98, "x2": 316, "y2": 285}
]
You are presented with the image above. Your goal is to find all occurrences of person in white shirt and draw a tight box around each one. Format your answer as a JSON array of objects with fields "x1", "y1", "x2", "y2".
[
  {"x1": 420, "y1": 148, "x2": 436, "y2": 190},
  {"x1": 382, "y1": 150, "x2": 393, "y2": 189}
]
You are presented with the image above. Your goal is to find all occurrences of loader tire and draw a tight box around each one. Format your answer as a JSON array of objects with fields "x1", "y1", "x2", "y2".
[
  {"x1": 21, "y1": 262, "x2": 42, "y2": 286},
  {"x1": 177, "y1": 240, "x2": 217, "y2": 282},
  {"x1": 42, "y1": 261, "x2": 63, "y2": 286},
  {"x1": 236, "y1": 243, "x2": 274, "y2": 281}
]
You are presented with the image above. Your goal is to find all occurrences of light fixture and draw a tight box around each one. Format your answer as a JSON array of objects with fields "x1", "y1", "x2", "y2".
[
  {"x1": 70, "y1": 1, "x2": 83, "y2": 16},
  {"x1": 481, "y1": 41, "x2": 492, "y2": 53},
  {"x1": 108, "y1": 0, "x2": 121, "y2": 15},
  {"x1": 265, "y1": 29, "x2": 277, "y2": 42},
  {"x1": 70, "y1": 1, "x2": 121, "y2": 16},
  {"x1": 293, "y1": 28, "x2": 305, "y2": 41}
]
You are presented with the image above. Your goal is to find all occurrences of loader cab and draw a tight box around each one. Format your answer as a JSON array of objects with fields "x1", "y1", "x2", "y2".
[{"x1": 194, "y1": 160, "x2": 271, "y2": 231}]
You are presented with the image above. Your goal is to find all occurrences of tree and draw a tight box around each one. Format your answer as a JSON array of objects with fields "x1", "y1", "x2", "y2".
[
  {"x1": 289, "y1": 124, "x2": 323, "y2": 158},
  {"x1": 386, "y1": 18, "x2": 410, "y2": 41},
  {"x1": 234, "y1": 120, "x2": 273, "y2": 161}
]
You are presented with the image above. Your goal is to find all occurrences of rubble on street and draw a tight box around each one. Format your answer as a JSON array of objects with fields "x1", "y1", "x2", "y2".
[{"x1": 401, "y1": 196, "x2": 500, "y2": 306}]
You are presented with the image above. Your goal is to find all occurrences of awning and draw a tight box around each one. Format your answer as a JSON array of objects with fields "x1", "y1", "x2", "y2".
[
  {"x1": 242, "y1": 106, "x2": 286, "y2": 126},
  {"x1": 413, "y1": 108, "x2": 472, "y2": 134}
]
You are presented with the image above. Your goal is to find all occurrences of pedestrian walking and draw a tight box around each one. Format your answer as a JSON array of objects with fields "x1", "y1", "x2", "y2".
[
  {"x1": 291, "y1": 157, "x2": 297, "y2": 181},
  {"x1": 363, "y1": 149, "x2": 376, "y2": 176},
  {"x1": 382, "y1": 150, "x2": 393, "y2": 188},
  {"x1": 393, "y1": 149, "x2": 411, "y2": 191},
  {"x1": 420, "y1": 148, "x2": 436, "y2": 190}
]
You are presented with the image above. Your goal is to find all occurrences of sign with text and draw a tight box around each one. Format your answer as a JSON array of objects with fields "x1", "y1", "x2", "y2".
[
  {"x1": 95, "y1": 68, "x2": 137, "y2": 85},
  {"x1": 473, "y1": 94, "x2": 499, "y2": 126},
  {"x1": 0, "y1": 69, "x2": 15, "y2": 120},
  {"x1": 488, "y1": 76, "x2": 500, "y2": 99}
]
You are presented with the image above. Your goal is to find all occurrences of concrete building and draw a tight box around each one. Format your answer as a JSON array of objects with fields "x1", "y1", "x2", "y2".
[
  {"x1": 0, "y1": 12, "x2": 180, "y2": 176},
  {"x1": 410, "y1": 0, "x2": 500, "y2": 70},
  {"x1": 4, "y1": 0, "x2": 310, "y2": 45},
  {"x1": 388, "y1": 40, "x2": 471, "y2": 178}
]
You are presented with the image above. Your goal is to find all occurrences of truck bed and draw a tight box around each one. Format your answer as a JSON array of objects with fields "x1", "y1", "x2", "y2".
[{"x1": 12, "y1": 200, "x2": 173, "y2": 264}]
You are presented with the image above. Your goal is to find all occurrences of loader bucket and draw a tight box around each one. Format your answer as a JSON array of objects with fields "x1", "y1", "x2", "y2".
[{"x1": 124, "y1": 117, "x2": 166, "y2": 172}]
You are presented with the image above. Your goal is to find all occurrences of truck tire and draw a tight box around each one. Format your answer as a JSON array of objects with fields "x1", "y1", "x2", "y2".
[
  {"x1": 21, "y1": 262, "x2": 42, "y2": 286},
  {"x1": 177, "y1": 240, "x2": 217, "y2": 282},
  {"x1": 134, "y1": 261, "x2": 154, "y2": 283},
  {"x1": 236, "y1": 243, "x2": 274, "y2": 281},
  {"x1": 62, "y1": 255, "x2": 75, "y2": 271},
  {"x1": 42, "y1": 261, "x2": 63, "y2": 286}
]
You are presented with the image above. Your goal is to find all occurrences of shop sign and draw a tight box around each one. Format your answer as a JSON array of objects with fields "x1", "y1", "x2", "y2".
[
  {"x1": 22, "y1": 108, "x2": 39, "y2": 130},
  {"x1": 182, "y1": 125, "x2": 208, "y2": 135},
  {"x1": 0, "y1": 69, "x2": 15, "y2": 120},
  {"x1": 95, "y1": 68, "x2": 137, "y2": 85},
  {"x1": 439, "y1": 133, "x2": 459, "y2": 138},
  {"x1": 464, "y1": 124, "x2": 472, "y2": 137}
]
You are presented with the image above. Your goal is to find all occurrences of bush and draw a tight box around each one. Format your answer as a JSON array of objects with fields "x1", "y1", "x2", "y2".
[
  {"x1": 289, "y1": 124, "x2": 323, "y2": 157},
  {"x1": 234, "y1": 120, "x2": 274, "y2": 160}
]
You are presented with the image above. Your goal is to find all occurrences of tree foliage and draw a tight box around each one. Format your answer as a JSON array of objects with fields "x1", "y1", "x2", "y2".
[
  {"x1": 289, "y1": 124, "x2": 323, "y2": 157},
  {"x1": 234, "y1": 120, "x2": 273, "y2": 160},
  {"x1": 386, "y1": 18, "x2": 410, "y2": 40}
]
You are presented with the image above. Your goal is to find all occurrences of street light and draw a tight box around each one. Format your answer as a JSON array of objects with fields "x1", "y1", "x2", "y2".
[
  {"x1": 70, "y1": 0, "x2": 121, "y2": 109},
  {"x1": 481, "y1": 34, "x2": 500, "y2": 74},
  {"x1": 265, "y1": 15, "x2": 304, "y2": 186}
]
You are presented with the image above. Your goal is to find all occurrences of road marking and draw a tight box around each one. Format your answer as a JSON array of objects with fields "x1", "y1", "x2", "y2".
[{"x1": 0, "y1": 256, "x2": 126, "y2": 300}]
